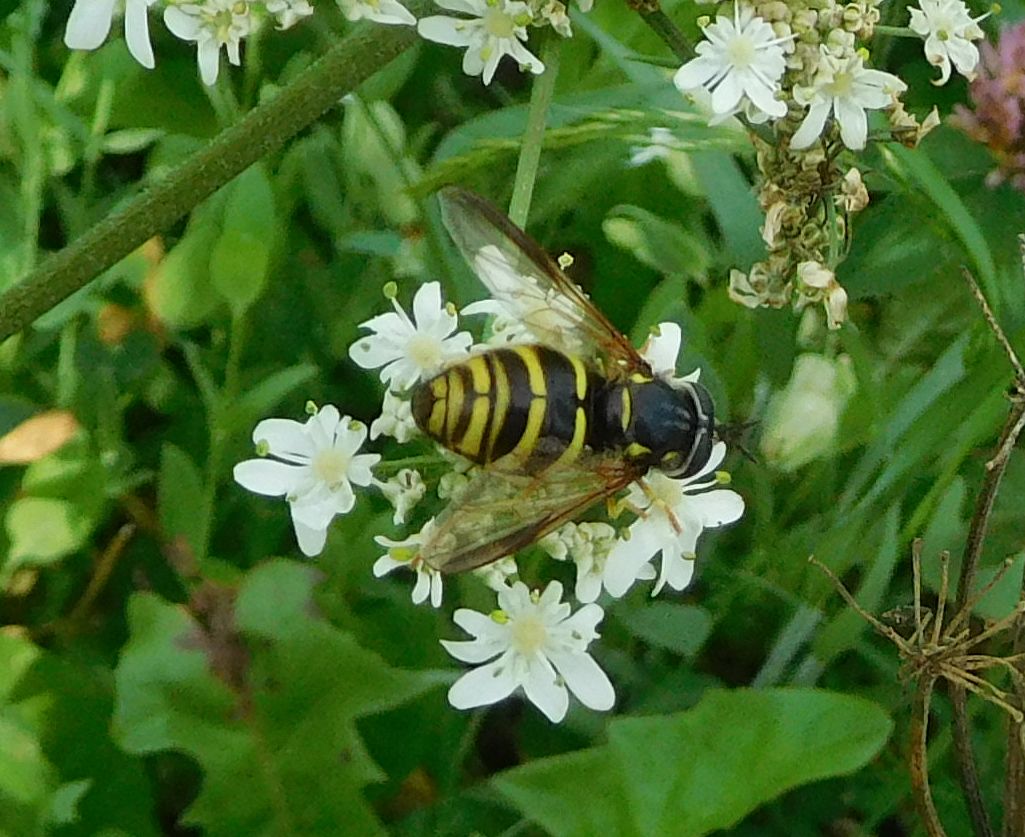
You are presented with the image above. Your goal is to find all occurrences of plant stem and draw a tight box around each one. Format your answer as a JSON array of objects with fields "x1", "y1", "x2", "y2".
[
  {"x1": 949, "y1": 263, "x2": 1025, "y2": 837},
  {"x1": 508, "y1": 32, "x2": 561, "y2": 228},
  {"x1": 197, "y1": 311, "x2": 248, "y2": 562},
  {"x1": 911, "y1": 678, "x2": 948, "y2": 837},
  {"x1": 637, "y1": 7, "x2": 695, "y2": 63},
  {"x1": 874, "y1": 24, "x2": 919, "y2": 38},
  {"x1": 0, "y1": 5, "x2": 431, "y2": 344}
]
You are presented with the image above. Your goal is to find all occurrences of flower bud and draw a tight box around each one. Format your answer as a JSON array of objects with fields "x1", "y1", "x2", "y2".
[{"x1": 761, "y1": 354, "x2": 856, "y2": 471}]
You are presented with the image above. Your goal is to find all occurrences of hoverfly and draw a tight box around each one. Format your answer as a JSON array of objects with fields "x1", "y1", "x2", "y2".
[{"x1": 410, "y1": 188, "x2": 716, "y2": 573}]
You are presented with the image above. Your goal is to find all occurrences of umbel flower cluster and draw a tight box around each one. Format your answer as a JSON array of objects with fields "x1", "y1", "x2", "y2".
[
  {"x1": 235, "y1": 282, "x2": 745, "y2": 722},
  {"x1": 65, "y1": 0, "x2": 993, "y2": 330},
  {"x1": 62, "y1": 0, "x2": 586, "y2": 86},
  {"x1": 670, "y1": 0, "x2": 989, "y2": 329}
]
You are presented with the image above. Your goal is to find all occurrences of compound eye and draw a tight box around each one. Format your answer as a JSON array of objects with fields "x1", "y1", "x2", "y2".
[{"x1": 661, "y1": 451, "x2": 684, "y2": 474}]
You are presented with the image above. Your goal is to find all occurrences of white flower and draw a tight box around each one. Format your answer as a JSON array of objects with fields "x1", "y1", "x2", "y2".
[
  {"x1": 233, "y1": 405, "x2": 380, "y2": 557},
  {"x1": 64, "y1": 0, "x2": 157, "y2": 68},
  {"x1": 418, "y1": 0, "x2": 544, "y2": 86},
  {"x1": 638, "y1": 321, "x2": 702, "y2": 390},
  {"x1": 437, "y1": 470, "x2": 472, "y2": 501},
  {"x1": 790, "y1": 49, "x2": 908, "y2": 150},
  {"x1": 673, "y1": 4, "x2": 791, "y2": 122},
  {"x1": 164, "y1": 0, "x2": 256, "y2": 86},
  {"x1": 370, "y1": 390, "x2": 419, "y2": 443},
  {"x1": 541, "y1": 521, "x2": 654, "y2": 603},
  {"x1": 265, "y1": 0, "x2": 315, "y2": 28},
  {"x1": 627, "y1": 127, "x2": 676, "y2": 167},
  {"x1": 604, "y1": 442, "x2": 744, "y2": 597},
  {"x1": 338, "y1": 0, "x2": 416, "y2": 25},
  {"x1": 349, "y1": 282, "x2": 473, "y2": 392},
  {"x1": 908, "y1": 0, "x2": 987, "y2": 85},
  {"x1": 441, "y1": 581, "x2": 615, "y2": 722},
  {"x1": 375, "y1": 468, "x2": 426, "y2": 525},
  {"x1": 472, "y1": 555, "x2": 519, "y2": 591},
  {"x1": 373, "y1": 521, "x2": 444, "y2": 607}
]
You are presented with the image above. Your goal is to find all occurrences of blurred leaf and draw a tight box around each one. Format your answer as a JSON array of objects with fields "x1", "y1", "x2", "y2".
[
  {"x1": 146, "y1": 220, "x2": 222, "y2": 328},
  {"x1": 813, "y1": 508, "x2": 899, "y2": 664},
  {"x1": 113, "y1": 561, "x2": 443, "y2": 834},
  {"x1": 0, "y1": 634, "x2": 157, "y2": 835},
  {"x1": 101, "y1": 128, "x2": 163, "y2": 154},
  {"x1": 689, "y1": 151, "x2": 765, "y2": 267},
  {"x1": 603, "y1": 205, "x2": 711, "y2": 281},
  {"x1": 0, "y1": 410, "x2": 79, "y2": 465},
  {"x1": 615, "y1": 602, "x2": 712, "y2": 658},
  {"x1": 5, "y1": 497, "x2": 93, "y2": 568},
  {"x1": 235, "y1": 364, "x2": 319, "y2": 429},
  {"x1": 882, "y1": 145, "x2": 997, "y2": 299},
  {"x1": 0, "y1": 714, "x2": 57, "y2": 835},
  {"x1": 211, "y1": 165, "x2": 276, "y2": 316},
  {"x1": 495, "y1": 689, "x2": 892, "y2": 837},
  {"x1": 158, "y1": 443, "x2": 205, "y2": 559}
]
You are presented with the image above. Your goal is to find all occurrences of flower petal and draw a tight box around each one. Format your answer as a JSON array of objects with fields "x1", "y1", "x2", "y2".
[
  {"x1": 293, "y1": 519, "x2": 328, "y2": 557},
  {"x1": 447, "y1": 655, "x2": 519, "y2": 709},
  {"x1": 233, "y1": 459, "x2": 304, "y2": 497},
  {"x1": 547, "y1": 650, "x2": 615, "y2": 711},
  {"x1": 522, "y1": 656, "x2": 569, "y2": 722},
  {"x1": 65, "y1": 0, "x2": 117, "y2": 49},
  {"x1": 124, "y1": 0, "x2": 155, "y2": 68}
]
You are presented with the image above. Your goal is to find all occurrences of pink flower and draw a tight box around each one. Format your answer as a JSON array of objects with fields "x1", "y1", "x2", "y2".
[{"x1": 951, "y1": 23, "x2": 1025, "y2": 191}]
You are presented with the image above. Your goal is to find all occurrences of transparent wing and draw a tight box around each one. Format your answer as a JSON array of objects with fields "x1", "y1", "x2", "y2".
[
  {"x1": 439, "y1": 188, "x2": 649, "y2": 379},
  {"x1": 418, "y1": 454, "x2": 642, "y2": 574}
]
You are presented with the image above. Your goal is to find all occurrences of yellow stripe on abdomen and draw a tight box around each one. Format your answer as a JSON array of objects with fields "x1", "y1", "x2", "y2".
[
  {"x1": 457, "y1": 396, "x2": 491, "y2": 459},
  {"x1": 510, "y1": 397, "x2": 547, "y2": 460},
  {"x1": 553, "y1": 406, "x2": 587, "y2": 466},
  {"x1": 513, "y1": 345, "x2": 547, "y2": 397}
]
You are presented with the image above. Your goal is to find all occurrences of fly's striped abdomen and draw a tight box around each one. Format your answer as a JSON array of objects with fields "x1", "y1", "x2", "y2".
[{"x1": 412, "y1": 346, "x2": 596, "y2": 467}]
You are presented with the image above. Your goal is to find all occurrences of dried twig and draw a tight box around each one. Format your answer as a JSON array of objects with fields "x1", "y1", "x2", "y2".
[
  {"x1": 950, "y1": 264, "x2": 1025, "y2": 837},
  {"x1": 812, "y1": 543, "x2": 1025, "y2": 837}
]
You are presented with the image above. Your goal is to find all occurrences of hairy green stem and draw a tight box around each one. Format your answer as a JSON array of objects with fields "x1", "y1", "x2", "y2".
[
  {"x1": 874, "y1": 24, "x2": 919, "y2": 38},
  {"x1": 198, "y1": 311, "x2": 248, "y2": 562},
  {"x1": 0, "y1": 6, "x2": 430, "y2": 344},
  {"x1": 637, "y1": 7, "x2": 695, "y2": 63},
  {"x1": 508, "y1": 32, "x2": 562, "y2": 228}
]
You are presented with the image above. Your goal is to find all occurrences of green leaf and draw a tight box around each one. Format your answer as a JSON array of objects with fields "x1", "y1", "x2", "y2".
[
  {"x1": 615, "y1": 602, "x2": 712, "y2": 658},
  {"x1": 5, "y1": 497, "x2": 93, "y2": 568},
  {"x1": 494, "y1": 688, "x2": 892, "y2": 837},
  {"x1": 689, "y1": 151, "x2": 765, "y2": 267},
  {"x1": 603, "y1": 205, "x2": 711, "y2": 280},
  {"x1": 0, "y1": 634, "x2": 156, "y2": 835},
  {"x1": 813, "y1": 507, "x2": 899, "y2": 664},
  {"x1": 0, "y1": 714, "x2": 57, "y2": 835},
  {"x1": 211, "y1": 165, "x2": 276, "y2": 316},
  {"x1": 149, "y1": 220, "x2": 222, "y2": 329},
  {"x1": 157, "y1": 443, "x2": 205, "y2": 559},
  {"x1": 210, "y1": 229, "x2": 270, "y2": 317},
  {"x1": 883, "y1": 144, "x2": 997, "y2": 300},
  {"x1": 113, "y1": 560, "x2": 442, "y2": 835},
  {"x1": 235, "y1": 364, "x2": 318, "y2": 429}
]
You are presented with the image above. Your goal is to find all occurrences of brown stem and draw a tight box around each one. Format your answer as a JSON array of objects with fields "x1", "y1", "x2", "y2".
[
  {"x1": 0, "y1": 10, "x2": 427, "y2": 343},
  {"x1": 911, "y1": 677, "x2": 947, "y2": 837}
]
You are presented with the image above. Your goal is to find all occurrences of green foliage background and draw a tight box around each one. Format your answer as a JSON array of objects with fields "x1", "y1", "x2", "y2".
[{"x1": 2, "y1": 0, "x2": 1025, "y2": 833}]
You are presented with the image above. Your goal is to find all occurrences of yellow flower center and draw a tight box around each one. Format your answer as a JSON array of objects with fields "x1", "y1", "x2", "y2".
[
  {"x1": 484, "y1": 7, "x2": 516, "y2": 38},
  {"x1": 311, "y1": 448, "x2": 350, "y2": 486},
  {"x1": 825, "y1": 71, "x2": 855, "y2": 98},
  {"x1": 406, "y1": 334, "x2": 442, "y2": 369},
  {"x1": 725, "y1": 35, "x2": 756, "y2": 69},
  {"x1": 510, "y1": 614, "x2": 548, "y2": 655}
]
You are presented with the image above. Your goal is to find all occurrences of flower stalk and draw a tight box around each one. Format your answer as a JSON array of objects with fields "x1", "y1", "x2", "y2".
[
  {"x1": 508, "y1": 29, "x2": 562, "y2": 228},
  {"x1": 0, "y1": 6, "x2": 431, "y2": 344}
]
